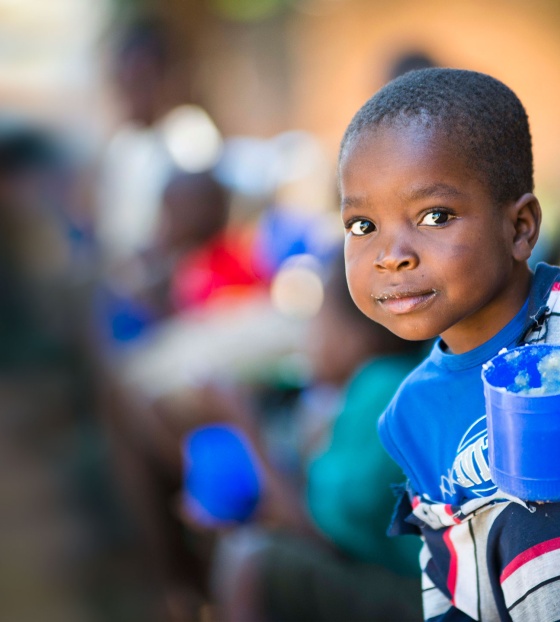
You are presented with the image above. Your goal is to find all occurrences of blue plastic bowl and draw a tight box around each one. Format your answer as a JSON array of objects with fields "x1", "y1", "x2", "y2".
[
  {"x1": 482, "y1": 344, "x2": 560, "y2": 501},
  {"x1": 183, "y1": 424, "x2": 261, "y2": 525}
]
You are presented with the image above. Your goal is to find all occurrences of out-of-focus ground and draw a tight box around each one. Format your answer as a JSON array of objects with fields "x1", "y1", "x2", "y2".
[{"x1": 0, "y1": 364, "x2": 158, "y2": 621}]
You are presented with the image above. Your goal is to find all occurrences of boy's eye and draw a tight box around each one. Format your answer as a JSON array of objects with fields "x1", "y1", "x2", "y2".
[
  {"x1": 419, "y1": 210, "x2": 453, "y2": 226},
  {"x1": 348, "y1": 219, "x2": 376, "y2": 236}
]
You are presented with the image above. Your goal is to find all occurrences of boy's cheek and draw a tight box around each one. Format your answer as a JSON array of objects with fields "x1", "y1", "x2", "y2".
[
  {"x1": 344, "y1": 248, "x2": 382, "y2": 318},
  {"x1": 346, "y1": 272, "x2": 373, "y2": 318}
]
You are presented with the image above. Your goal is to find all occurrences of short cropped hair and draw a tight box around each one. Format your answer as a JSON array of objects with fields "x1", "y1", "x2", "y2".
[{"x1": 340, "y1": 68, "x2": 533, "y2": 205}]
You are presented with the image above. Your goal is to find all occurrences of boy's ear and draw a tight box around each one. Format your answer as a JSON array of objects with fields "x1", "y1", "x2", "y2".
[{"x1": 509, "y1": 193, "x2": 541, "y2": 262}]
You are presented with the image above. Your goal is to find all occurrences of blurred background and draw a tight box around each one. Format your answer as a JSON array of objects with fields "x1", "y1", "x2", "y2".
[{"x1": 3, "y1": 0, "x2": 560, "y2": 621}]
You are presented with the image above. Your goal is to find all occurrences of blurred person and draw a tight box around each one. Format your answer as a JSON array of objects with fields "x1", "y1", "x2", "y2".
[
  {"x1": 94, "y1": 13, "x2": 229, "y2": 349},
  {"x1": 0, "y1": 119, "x2": 79, "y2": 364},
  {"x1": 166, "y1": 172, "x2": 265, "y2": 313},
  {"x1": 96, "y1": 16, "x2": 222, "y2": 271},
  {"x1": 175, "y1": 247, "x2": 426, "y2": 622},
  {"x1": 96, "y1": 15, "x2": 176, "y2": 266},
  {"x1": 97, "y1": 169, "x2": 234, "y2": 344}
]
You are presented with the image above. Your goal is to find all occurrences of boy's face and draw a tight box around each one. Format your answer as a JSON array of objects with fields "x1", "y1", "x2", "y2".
[{"x1": 340, "y1": 121, "x2": 532, "y2": 354}]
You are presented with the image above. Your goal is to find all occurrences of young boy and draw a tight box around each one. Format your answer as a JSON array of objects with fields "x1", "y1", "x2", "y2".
[{"x1": 339, "y1": 68, "x2": 560, "y2": 622}]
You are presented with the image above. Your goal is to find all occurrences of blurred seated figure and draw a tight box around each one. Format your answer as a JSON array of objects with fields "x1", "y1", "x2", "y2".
[
  {"x1": 178, "y1": 248, "x2": 426, "y2": 622},
  {"x1": 96, "y1": 168, "x2": 237, "y2": 344},
  {"x1": 166, "y1": 172, "x2": 264, "y2": 312}
]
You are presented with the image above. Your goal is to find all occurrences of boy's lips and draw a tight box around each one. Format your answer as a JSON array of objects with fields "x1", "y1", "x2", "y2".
[{"x1": 374, "y1": 289, "x2": 438, "y2": 315}]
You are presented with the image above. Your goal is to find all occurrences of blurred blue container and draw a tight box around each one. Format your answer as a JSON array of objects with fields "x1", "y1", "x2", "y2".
[
  {"x1": 94, "y1": 286, "x2": 156, "y2": 344},
  {"x1": 183, "y1": 424, "x2": 261, "y2": 525},
  {"x1": 482, "y1": 344, "x2": 560, "y2": 501}
]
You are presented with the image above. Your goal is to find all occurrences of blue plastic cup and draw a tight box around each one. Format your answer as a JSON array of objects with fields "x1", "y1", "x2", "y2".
[
  {"x1": 183, "y1": 424, "x2": 262, "y2": 525},
  {"x1": 482, "y1": 344, "x2": 560, "y2": 501}
]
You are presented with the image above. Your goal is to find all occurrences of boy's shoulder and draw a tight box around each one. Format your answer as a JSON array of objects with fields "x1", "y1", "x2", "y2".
[
  {"x1": 528, "y1": 262, "x2": 560, "y2": 307},
  {"x1": 525, "y1": 262, "x2": 560, "y2": 345}
]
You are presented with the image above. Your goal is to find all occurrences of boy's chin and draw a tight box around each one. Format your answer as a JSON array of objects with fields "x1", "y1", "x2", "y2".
[{"x1": 375, "y1": 318, "x2": 439, "y2": 343}]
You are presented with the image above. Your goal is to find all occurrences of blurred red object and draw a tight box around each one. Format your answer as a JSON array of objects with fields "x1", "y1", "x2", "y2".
[{"x1": 171, "y1": 229, "x2": 267, "y2": 310}]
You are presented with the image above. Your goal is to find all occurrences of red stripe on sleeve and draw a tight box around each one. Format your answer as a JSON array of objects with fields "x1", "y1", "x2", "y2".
[
  {"x1": 500, "y1": 536, "x2": 560, "y2": 583},
  {"x1": 443, "y1": 527, "x2": 458, "y2": 603}
]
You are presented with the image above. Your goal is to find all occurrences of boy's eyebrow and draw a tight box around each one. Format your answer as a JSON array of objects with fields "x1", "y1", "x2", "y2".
[
  {"x1": 340, "y1": 196, "x2": 365, "y2": 210},
  {"x1": 341, "y1": 183, "x2": 466, "y2": 211},
  {"x1": 404, "y1": 183, "x2": 464, "y2": 201}
]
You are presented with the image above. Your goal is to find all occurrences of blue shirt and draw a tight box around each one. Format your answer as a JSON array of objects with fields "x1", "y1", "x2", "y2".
[{"x1": 379, "y1": 300, "x2": 528, "y2": 505}]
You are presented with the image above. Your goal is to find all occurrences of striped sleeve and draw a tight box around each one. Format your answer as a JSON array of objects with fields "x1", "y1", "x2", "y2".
[
  {"x1": 421, "y1": 561, "x2": 477, "y2": 621},
  {"x1": 421, "y1": 541, "x2": 456, "y2": 621},
  {"x1": 419, "y1": 505, "x2": 504, "y2": 621},
  {"x1": 489, "y1": 502, "x2": 560, "y2": 622}
]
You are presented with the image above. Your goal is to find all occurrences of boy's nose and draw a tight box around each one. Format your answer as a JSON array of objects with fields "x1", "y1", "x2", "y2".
[{"x1": 373, "y1": 237, "x2": 419, "y2": 272}]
